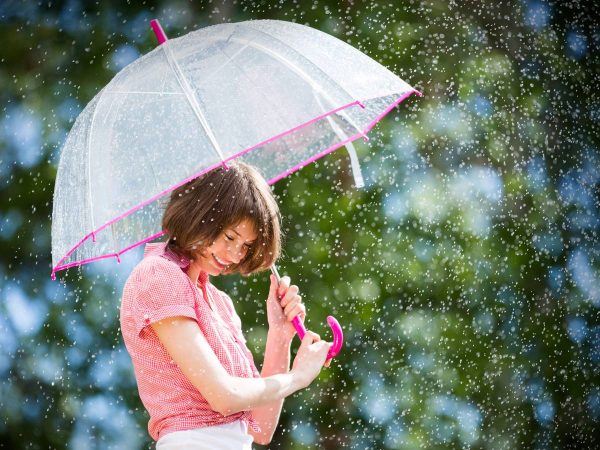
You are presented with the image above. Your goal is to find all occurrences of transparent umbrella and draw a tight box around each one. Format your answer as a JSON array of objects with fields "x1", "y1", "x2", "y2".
[{"x1": 51, "y1": 19, "x2": 421, "y2": 358}]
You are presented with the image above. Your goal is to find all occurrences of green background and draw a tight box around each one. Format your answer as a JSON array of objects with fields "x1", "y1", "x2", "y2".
[{"x1": 0, "y1": 0, "x2": 598, "y2": 448}]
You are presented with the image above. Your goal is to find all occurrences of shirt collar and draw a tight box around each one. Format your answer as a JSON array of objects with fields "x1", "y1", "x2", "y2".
[
  {"x1": 143, "y1": 242, "x2": 190, "y2": 269},
  {"x1": 143, "y1": 242, "x2": 209, "y2": 286}
]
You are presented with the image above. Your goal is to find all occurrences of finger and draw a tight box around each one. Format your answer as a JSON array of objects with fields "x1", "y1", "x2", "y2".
[
  {"x1": 324, "y1": 358, "x2": 331, "y2": 368},
  {"x1": 297, "y1": 303, "x2": 306, "y2": 322},
  {"x1": 267, "y1": 274, "x2": 278, "y2": 301},
  {"x1": 303, "y1": 331, "x2": 315, "y2": 344},
  {"x1": 306, "y1": 331, "x2": 321, "y2": 343},
  {"x1": 315, "y1": 340, "x2": 330, "y2": 353},
  {"x1": 285, "y1": 301, "x2": 304, "y2": 320},
  {"x1": 285, "y1": 303, "x2": 304, "y2": 322},
  {"x1": 280, "y1": 285, "x2": 299, "y2": 307},
  {"x1": 298, "y1": 309, "x2": 306, "y2": 322},
  {"x1": 282, "y1": 291, "x2": 301, "y2": 311},
  {"x1": 277, "y1": 276, "x2": 291, "y2": 298},
  {"x1": 301, "y1": 332, "x2": 315, "y2": 346}
]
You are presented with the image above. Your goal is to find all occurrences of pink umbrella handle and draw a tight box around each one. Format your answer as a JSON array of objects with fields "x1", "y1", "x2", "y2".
[
  {"x1": 271, "y1": 265, "x2": 344, "y2": 362},
  {"x1": 291, "y1": 314, "x2": 343, "y2": 360},
  {"x1": 325, "y1": 315, "x2": 343, "y2": 359},
  {"x1": 291, "y1": 315, "x2": 307, "y2": 340}
]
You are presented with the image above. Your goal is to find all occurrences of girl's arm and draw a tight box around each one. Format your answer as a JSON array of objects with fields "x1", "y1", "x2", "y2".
[
  {"x1": 151, "y1": 316, "x2": 327, "y2": 422},
  {"x1": 245, "y1": 273, "x2": 328, "y2": 444},
  {"x1": 247, "y1": 329, "x2": 293, "y2": 445}
]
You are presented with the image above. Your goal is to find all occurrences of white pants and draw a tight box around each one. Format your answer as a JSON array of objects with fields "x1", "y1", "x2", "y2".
[{"x1": 156, "y1": 421, "x2": 253, "y2": 450}]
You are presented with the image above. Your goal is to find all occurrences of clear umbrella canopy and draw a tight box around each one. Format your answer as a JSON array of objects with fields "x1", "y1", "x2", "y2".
[{"x1": 51, "y1": 19, "x2": 419, "y2": 276}]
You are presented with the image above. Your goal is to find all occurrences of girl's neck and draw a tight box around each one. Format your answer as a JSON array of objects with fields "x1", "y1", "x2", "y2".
[
  {"x1": 186, "y1": 259, "x2": 211, "y2": 286},
  {"x1": 186, "y1": 261, "x2": 201, "y2": 286}
]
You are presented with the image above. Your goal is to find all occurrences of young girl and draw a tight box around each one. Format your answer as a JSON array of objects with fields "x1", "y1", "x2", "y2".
[{"x1": 120, "y1": 162, "x2": 331, "y2": 449}]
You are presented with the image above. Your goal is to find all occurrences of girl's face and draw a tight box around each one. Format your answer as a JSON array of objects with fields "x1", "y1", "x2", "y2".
[{"x1": 192, "y1": 218, "x2": 258, "y2": 276}]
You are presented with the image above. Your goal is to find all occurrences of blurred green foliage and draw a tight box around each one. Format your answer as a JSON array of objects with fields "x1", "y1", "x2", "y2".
[{"x1": 0, "y1": 0, "x2": 598, "y2": 449}]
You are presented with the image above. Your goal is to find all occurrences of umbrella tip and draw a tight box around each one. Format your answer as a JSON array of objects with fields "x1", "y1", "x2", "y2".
[{"x1": 150, "y1": 19, "x2": 168, "y2": 45}]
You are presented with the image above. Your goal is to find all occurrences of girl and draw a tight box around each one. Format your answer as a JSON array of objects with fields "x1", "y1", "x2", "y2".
[{"x1": 120, "y1": 162, "x2": 331, "y2": 449}]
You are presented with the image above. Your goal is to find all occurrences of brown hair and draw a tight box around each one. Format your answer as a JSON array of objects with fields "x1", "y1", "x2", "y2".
[{"x1": 161, "y1": 162, "x2": 281, "y2": 276}]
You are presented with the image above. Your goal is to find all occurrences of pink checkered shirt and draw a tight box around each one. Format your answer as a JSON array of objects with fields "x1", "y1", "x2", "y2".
[{"x1": 120, "y1": 242, "x2": 261, "y2": 441}]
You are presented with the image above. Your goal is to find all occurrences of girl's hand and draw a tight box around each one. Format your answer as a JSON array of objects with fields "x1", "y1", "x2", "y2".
[
  {"x1": 291, "y1": 331, "x2": 331, "y2": 388},
  {"x1": 266, "y1": 274, "x2": 306, "y2": 342}
]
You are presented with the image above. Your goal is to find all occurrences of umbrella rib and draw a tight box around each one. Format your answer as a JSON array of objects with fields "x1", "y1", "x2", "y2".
[
  {"x1": 85, "y1": 92, "x2": 103, "y2": 235},
  {"x1": 219, "y1": 47, "x2": 291, "y2": 136},
  {"x1": 160, "y1": 42, "x2": 228, "y2": 166},
  {"x1": 193, "y1": 40, "x2": 253, "y2": 88},
  {"x1": 236, "y1": 28, "x2": 366, "y2": 137},
  {"x1": 314, "y1": 92, "x2": 365, "y2": 188}
]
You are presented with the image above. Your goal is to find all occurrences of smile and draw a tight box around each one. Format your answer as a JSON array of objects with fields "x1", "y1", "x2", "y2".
[{"x1": 212, "y1": 254, "x2": 231, "y2": 269}]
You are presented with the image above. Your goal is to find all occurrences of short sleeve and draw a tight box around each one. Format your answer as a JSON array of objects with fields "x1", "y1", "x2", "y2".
[{"x1": 131, "y1": 256, "x2": 197, "y2": 337}]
